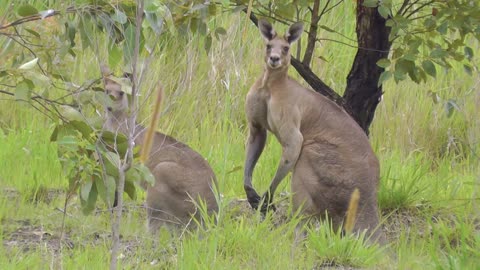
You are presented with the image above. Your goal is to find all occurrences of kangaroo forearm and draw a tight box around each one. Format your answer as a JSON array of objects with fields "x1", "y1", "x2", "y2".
[
  {"x1": 268, "y1": 140, "x2": 302, "y2": 195},
  {"x1": 243, "y1": 130, "x2": 267, "y2": 188},
  {"x1": 268, "y1": 160, "x2": 295, "y2": 195},
  {"x1": 244, "y1": 128, "x2": 267, "y2": 209}
]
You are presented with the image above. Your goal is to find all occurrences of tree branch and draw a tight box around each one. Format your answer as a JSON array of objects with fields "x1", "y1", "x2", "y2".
[
  {"x1": 405, "y1": 0, "x2": 435, "y2": 19},
  {"x1": 290, "y1": 57, "x2": 344, "y2": 104},
  {"x1": 109, "y1": 0, "x2": 144, "y2": 269},
  {"x1": 302, "y1": 0, "x2": 322, "y2": 66},
  {"x1": 0, "y1": 10, "x2": 60, "y2": 30},
  {"x1": 397, "y1": 0, "x2": 411, "y2": 16},
  {"x1": 0, "y1": 89, "x2": 14, "y2": 96}
]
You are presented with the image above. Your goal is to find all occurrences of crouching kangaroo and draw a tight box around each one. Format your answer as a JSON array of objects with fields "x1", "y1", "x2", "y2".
[
  {"x1": 101, "y1": 66, "x2": 218, "y2": 232},
  {"x1": 243, "y1": 20, "x2": 385, "y2": 243}
]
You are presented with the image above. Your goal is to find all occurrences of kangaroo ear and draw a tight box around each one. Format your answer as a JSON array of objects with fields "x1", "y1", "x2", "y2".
[
  {"x1": 258, "y1": 19, "x2": 276, "y2": 41},
  {"x1": 286, "y1": 22, "x2": 304, "y2": 44}
]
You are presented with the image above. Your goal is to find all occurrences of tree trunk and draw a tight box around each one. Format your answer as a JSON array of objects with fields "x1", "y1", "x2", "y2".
[{"x1": 343, "y1": 2, "x2": 392, "y2": 134}]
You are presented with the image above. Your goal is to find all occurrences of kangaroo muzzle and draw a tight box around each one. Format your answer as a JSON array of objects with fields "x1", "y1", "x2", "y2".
[{"x1": 267, "y1": 53, "x2": 282, "y2": 69}]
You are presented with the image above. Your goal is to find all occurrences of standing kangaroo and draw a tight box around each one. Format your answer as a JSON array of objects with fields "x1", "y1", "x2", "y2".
[
  {"x1": 101, "y1": 66, "x2": 218, "y2": 232},
  {"x1": 244, "y1": 20, "x2": 384, "y2": 243}
]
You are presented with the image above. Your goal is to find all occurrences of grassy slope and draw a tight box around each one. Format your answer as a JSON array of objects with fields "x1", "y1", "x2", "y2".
[{"x1": 1, "y1": 5, "x2": 479, "y2": 270}]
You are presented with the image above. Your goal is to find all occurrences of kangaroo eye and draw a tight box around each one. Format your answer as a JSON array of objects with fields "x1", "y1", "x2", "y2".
[
  {"x1": 119, "y1": 91, "x2": 124, "y2": 97},
  {"x1": 283, "y1": 46, "x2": 289, "y2": 53}
]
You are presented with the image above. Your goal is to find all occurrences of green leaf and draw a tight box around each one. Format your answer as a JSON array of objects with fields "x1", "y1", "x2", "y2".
[
  {"x1": 59, "y1": 105, "x2": 84, "y2": 122},
  {"x1": 80, "y1": 180, "x2": 93, "y2": 202},
  {"x1": 378, "y1": 6, "x2": 390, "y2": 19},
  {"x1": 101, "y1": 131, "x2": 128, "y2": 144},
  {"x1": 50, "y1": 124, "x2": 77, "y2": 142},
  {"x1": 124, "y1": 180, "x2": 137, "y2": 200},
  {"x1": 111, "y1": 9, "x2": 128, "y2": 24},
  {"x1": 126, "y1": 166, "x2": 141, "y2": 183},
  {"x1": 15, "y1": 81, "x2": 32, "y2": 101},
  {"x1": 319, "y1": 25, "x2": 335, "y2": 33},
  {"x1": 407, "y1": 66, "x2": 421, "y2": 83},
  {"x1": 385, "y1": 19, "x2": 395, "y2": 27},
  {"x1": 27, "y1": 70, "x2": 50, "y2": 87},
  {"x1": 145, "y1": 1, "x2": 159, "y2": 13},
  {"x1": 394, "y1": 59, "x2": 414, "y2": 82},
  {"x1": 436, "y1": 21, "x2": 448, "y2": 35},
  {"x1": 94, "y1": 91, "x2": 114, "y2": 110},
  {"x1": 17, "y1": 4, "x2": 38, "y2": 17},
  {"x1": 377, "y1": 70, "x2": 392, "y2": 86},
  {"x1": 427, "y1": 91, "x2": 441, "y2": 104},
  {"x1": 424, "y1": 18, "x2": 436, "y2": 29},
  {"x1": 96, "y1": 175, "x2": 116, "y2": 208},
  {"x1": 104, "y1": 159, "x2": 120, "y2": 178},
  {"x1": 198, "y1": 21, "x2": 207, "y2": 36},
  {"x1": 208, "y1": 3, "x2": 217, "y2": 16},
  {"x1": 363, "y1": 0, "x2": 378, "y2": 8},
  {"x1": 70, "y1": 120, "x2": 94, "y2": 140},
  {"x1": 402, "y1": 52, "x2": 417, "y2": 62},
  {"x1": 145, "y1": 12, "x2": 163, "y2": 35},
  {"x1": 65, "y1": 21, "x2": 76, "y2": 47},
  {"x1": 422, "y1": 60, "x2": 436, "y2": 78},
  {"x1": 101, "y1": 131, "x2": 129, "y2": 157},
  {"x1": 317, "y1": 55, "x2": 329, "y2": 62},
  {"x1": 215, "y1": 27, "x2": 227, "y2": 36},
  {"x1": 204, "y1": 35, "x2": 212, "y2": 53},
  {"x1": 81, "y1": 181, "x2": 98, "y2": 215},
  {"x1": 123, "y1": 23, "x2": 135, "y2": 64},
  {"x1": 464, "y1": 46, "x2": 474, "y2": 61},
  {"x1": 56, "y1": 135, "x2": 78, "y2": 146},
  {"x1": 50, "y1": 126, "x2": 60, "y2": 142},
  {"x1": 276, "y1": 4, "x2": 295, "y2": 18},
  {"x1": 108, "y1": 44, "x2": 122, "y2": 68},
  {"x1": 136, "y1": 163, "x2": 155, "y2": 186},
  {"x1": 444, "y1": 99, "x2": 460, "y2": 118},
  {"x1": 157, "y1": 4, "x2": 174, "y2": 34},
  {"x1": 105, "y1": 176, "x2": 117, "y2": 207},
  {"x1": 104, "y1": 151, "x2": 122, "y2": 169},
  {"x1": 25, "y1": 28, "x2": 40, "y2": 38},
  {"x1": 376, "y1": 58, "x2": 391, "y2": 68},
  {"x1": 18, "y1": 58, "x2": 38, "y2": 70},
  {"x1": 430, "y1": 48, "x2": 447, "y2": 58},
  {"x1": 463, "y1": 64, "x2": 473, "y2": 76},
  {"x1": 79, "y1": 17, "x2": 93, "y2": 49}
]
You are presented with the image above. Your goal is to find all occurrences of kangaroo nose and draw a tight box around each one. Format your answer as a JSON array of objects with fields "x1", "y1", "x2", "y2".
[{"x1": 270, "y1": 56, "x2": 280, "y2": 62}]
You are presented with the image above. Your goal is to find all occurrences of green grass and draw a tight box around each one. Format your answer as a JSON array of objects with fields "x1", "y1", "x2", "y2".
[{"x1": 1, "y1": 7, "x2": 479, "y2": 270}]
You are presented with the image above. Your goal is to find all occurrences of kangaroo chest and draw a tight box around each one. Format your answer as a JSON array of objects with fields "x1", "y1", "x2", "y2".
[{"x1": 247, "y1": 88, "x2": 286, "y2": 135}]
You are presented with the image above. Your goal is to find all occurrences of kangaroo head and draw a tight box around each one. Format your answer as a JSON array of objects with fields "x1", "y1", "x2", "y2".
[
  {"x1": 258, "y1": 20, "x2": 304, "y2": 70},
  {"x1": 100, "y1": 65, "x2": 129, "y2": 116}
]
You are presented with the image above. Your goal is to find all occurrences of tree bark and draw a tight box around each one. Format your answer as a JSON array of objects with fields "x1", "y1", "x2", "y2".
[{"x1": 343, "y1": 2, "x2": 392, "y2": 134}]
